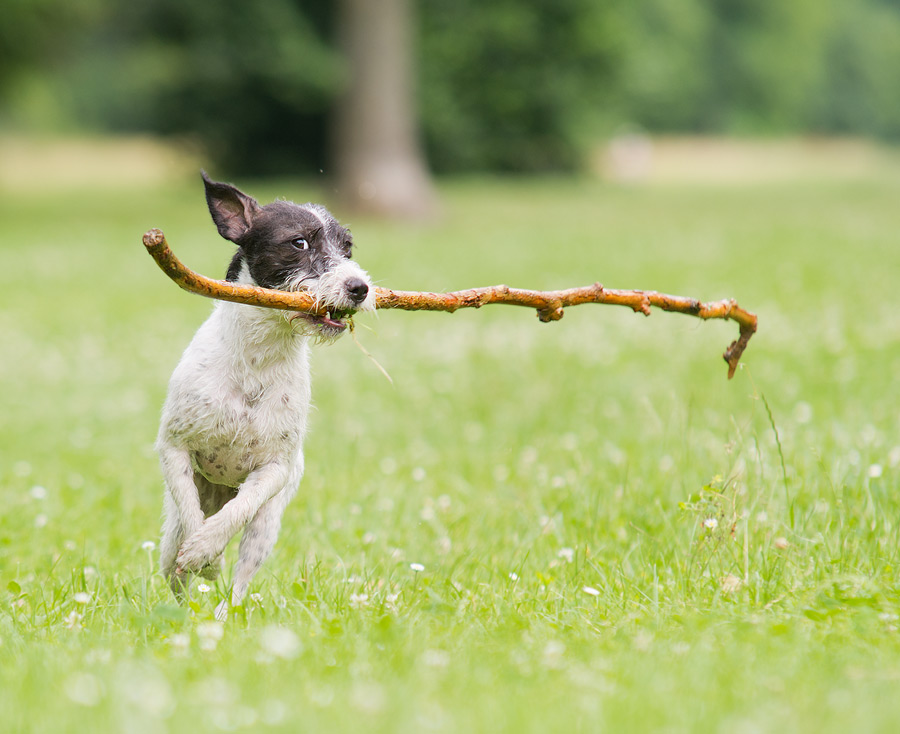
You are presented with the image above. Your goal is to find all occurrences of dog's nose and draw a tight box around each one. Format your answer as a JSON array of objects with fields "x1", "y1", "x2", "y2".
[{"x1": 346, "y1": 278, "x2": 369, "y2": 305}]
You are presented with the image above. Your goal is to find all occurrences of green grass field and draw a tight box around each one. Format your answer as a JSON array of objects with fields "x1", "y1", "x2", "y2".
[{"x1": 2, "y1": 164, "x2": 900, "y2": 733}]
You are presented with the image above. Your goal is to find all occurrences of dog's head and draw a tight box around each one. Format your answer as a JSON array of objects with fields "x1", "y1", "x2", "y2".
[{"x1": 202, "y1": 172, "x2": 375, "y2": 339}]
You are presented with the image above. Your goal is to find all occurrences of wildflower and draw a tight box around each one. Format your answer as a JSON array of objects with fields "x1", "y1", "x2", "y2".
[
  {"x1": 141, "y1": 541, "x2": 156, "y2": 552},
  {"x1": 721, "y1": 574, "x2": 742, "y2": 593},
  {"x1": 868, "y1": 464, "x2": 884, "y2": 479},
  {"x1": 30, "y1": 485, "x2": 47, "y2": 500},
  {"x1": 509, "y1": 572, "x2": 519, "y2": 581},
  {"x1": 35, "y1": 514, "x2": 48, "y2": 529},
  {"x1": 703, "y1": 517, "x2": 718, "y2": 531},
  {"x1": 557, "y1": 547, "x2": 574, "y2": 563},
  {"x1": 196, "y1": 622, "x2": 224, "y2": 651},
  {"x1": 259, "y1": 625, "x2": 301, "y2": 660},
  {"x1": 197, "y1": 583, "x2": 211, "y2": 594},
  {"x1": 890, "y1": 446, "x2": 900, "y2": 467},
  {"x1": 582, "y1": 586, "x2": 601, "y2": 597},
  {"x1": 64, "y1": 611, "x2": 83, "y2": 629},
  {"x1": 349, "y1": 593, "x2": 369, "y2": 609},
  {"x1": 73, "y1": 592, "x2": 91, "y2": 605},
  {"x1": 774, "y1": 537, "x2": 789, "y2": 550},
  {"x1": 422, "y1": 649, "x2": 450, "y2": 668},
  {"x1": 542, "y1": 640, "x2": 566, "y2": 669},
  {"x1": 63, "y1": 672, "x2": 104, "y2": 707},
  {"x1": 412, "y1": 467, "x2": 426, "y2": 482},
  {"x1": 409, "y1": 563, "x2": 425, "y2": 573},
  {"x1": 249, "y1": 593, "x2": 263, "y2": 604},
  {"x1": 168, "y1": 634, "x2": 190, "y2": 651}
]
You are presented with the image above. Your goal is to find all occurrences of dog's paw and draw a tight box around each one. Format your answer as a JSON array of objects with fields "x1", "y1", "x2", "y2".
[{"x1": 175, "y1": 530, "x2": 219, "y2": 575}]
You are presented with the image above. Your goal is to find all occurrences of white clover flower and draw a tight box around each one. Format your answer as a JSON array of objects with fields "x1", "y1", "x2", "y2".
[
  {"x1": 349, "y1": 593, "x2": 369, "y2": 609},
  {"x1": 249, "y1": 593, "x2": 263, "y2": 604},
  {"x1": 774, "y1": 537, "x2": 789, "y2": 550},
  {"x1": 30, "y1": 485, "x2": 47, "y2": 500},
  {"x1": 168, "y1": 633, "x2": 190, "y2": 650},
  {"x1": 509, "y1": 572, "x2": 519, "y2": 581},
  {"x1": 73, "y1": 592, "x2": 91, "y2": 605},
  {"x1": 421, "y1": 649, "x2": 450, "y2": 668},
  {"x1": 703, "y1": 517, "x2": 719, "y2": 530},
  {"x1": 63, "y1": 672, "x2": 104, "y2": 707},
  {"x1": 259, "y1": 625, "x2": 301, "y2": 660},
  {"x1": 582, "y1": 586, "x2": 601, "y2": 597},
  {"x1": 868, "y1": 464, "x2": 884, "y2": 479},
  {"x1": 64, "y1": 611, "x2": 83, "y2": 629},
  {"x1": 409, "y1": 563, "x2": 425, "y2": 573},
  {"x1": 557, "y1": 547, "x2": 574, "y2": 563},
  {"x1": 385, "y1": 593, "x2": 400, "y2": 612},
  {"x1": 196, "y1": 622, "x2": 224, "y2": 651}
]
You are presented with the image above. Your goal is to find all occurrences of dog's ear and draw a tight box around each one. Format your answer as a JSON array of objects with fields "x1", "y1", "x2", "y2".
[{"x1": 202, "y1": 171, "x2": 261, "y2": 243}]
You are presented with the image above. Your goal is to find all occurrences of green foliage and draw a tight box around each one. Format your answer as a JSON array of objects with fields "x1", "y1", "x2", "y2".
[
  {"x1": 2, "y1": 165, "x2": 900, "y2": 731},
  {"x1": 4, "y1": 1, "x2": 900, "y2": 172},
  {"x1": 61, "y1": 0, "x2": 341, "y2": 173},
  {"x1": 418, "y1": 0, "x2": 624, "y2": 172}
]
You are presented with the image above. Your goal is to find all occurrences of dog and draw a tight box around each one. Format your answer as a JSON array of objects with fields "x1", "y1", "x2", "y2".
[{"x1": 156, "y1": 172, "x2": 375, "y2": 619}]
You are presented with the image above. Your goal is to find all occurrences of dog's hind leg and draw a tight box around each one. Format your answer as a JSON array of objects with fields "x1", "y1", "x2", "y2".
[
  {"x1": 214, "y1": 489, "x2": 292, "y2": 620},
  {"x1": 196, "y1": 474, "x2": 238, "y2": 581},
  {"x1": 157, "y1": 443, "x2": 208, "y2": 597},
  {"x1": 160, "y1": 492, "x2": 192, "y2": 598}
]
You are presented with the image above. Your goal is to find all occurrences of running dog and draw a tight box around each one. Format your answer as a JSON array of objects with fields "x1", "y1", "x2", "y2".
[{"x1": 156, "y1": 173, "x2": 374, "y2": 619}]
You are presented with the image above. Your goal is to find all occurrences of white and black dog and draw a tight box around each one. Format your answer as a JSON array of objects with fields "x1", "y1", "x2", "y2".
[{"x1": 156, "y1": 173, "x2": 374, "y2": 619}]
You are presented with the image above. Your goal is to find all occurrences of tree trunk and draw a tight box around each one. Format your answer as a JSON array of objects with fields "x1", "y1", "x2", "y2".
[{"x1": 331, "y1": 0, "x2": 438, "y2": 218}]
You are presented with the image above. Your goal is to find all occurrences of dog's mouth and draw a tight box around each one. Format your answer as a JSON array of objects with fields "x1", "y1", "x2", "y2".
[{"x1": 294, "y1": 308, "x2": 353, "y2": 333}]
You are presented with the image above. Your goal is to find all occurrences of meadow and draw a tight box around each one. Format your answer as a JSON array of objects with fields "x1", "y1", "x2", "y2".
[{"x1": 2, "y1": 155, "x2": 900, "y2": 732}]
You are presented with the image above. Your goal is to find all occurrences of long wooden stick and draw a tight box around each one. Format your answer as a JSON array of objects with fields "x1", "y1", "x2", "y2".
[{"x1": 143, "y1": 228, "x2": 757, "y2": 379}]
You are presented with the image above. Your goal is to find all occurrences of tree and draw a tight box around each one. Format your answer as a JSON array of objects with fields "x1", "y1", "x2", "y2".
[{"x1": 331, "y1": 0, "x2": 438, "y2": 218}]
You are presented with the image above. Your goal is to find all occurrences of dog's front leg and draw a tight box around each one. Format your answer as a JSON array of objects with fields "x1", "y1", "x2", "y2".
[{"x1": 175, "y1": 460, "x2": 295, "y2": 576}]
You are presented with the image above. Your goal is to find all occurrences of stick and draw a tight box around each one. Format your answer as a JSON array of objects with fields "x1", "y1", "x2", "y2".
[{"x1": 143, "y1": 228, "x2": 757, "y2": 379}]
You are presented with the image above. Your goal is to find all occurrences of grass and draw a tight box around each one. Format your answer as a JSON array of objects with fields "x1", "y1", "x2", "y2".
[{"x1": 2, "y1": 163, "x2": 900, "y2": 733}]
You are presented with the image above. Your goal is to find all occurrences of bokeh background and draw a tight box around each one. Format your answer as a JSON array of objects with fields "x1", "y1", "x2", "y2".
[{"x1": 3, "y1": 0, "x2": 900, "y2": 208}]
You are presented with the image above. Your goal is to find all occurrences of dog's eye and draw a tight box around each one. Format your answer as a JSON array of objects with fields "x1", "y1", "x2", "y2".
[
  {"x1": 342, "y1": 241, "x2": 353, "y2": 259},
  {"x1": 292, "y1": 237, "x2": 310, "y2": 251}
]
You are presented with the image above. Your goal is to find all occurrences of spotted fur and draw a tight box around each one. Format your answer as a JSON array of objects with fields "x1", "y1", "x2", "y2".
[{"x1": 156, "y1": 173, "x2": 374, "y2": 619}]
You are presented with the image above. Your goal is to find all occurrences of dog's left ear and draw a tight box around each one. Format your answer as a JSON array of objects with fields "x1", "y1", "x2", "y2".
[{"x1": 202, "y1": 171, "x2": 261, "y2": 243}]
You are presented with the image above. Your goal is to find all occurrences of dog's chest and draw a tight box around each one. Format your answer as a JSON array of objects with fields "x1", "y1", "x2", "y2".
[
  {"x1": 189, "y1": 371, "x2": 307, "y2": 486},
  {"x1": 164, "y1": 306, "x2": 311, "y2": 486}
]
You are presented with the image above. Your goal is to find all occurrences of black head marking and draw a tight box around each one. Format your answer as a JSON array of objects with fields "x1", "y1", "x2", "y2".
[{"x1": 202, "y1": 171, "x2": 261, "y2": 243}]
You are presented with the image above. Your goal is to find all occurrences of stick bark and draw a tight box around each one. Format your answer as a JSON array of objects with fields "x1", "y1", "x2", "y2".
[{"x1": 143, "y1": 228, "x2": 757, "y2": 379}]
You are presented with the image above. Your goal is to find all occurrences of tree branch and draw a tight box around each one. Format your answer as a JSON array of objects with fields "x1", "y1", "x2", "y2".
[{"x1": 143, "y1": 228, "x2": 757, "y2": 379}]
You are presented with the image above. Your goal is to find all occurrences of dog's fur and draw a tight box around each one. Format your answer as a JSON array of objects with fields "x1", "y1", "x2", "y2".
[{"x1": 156, "y1": 173, "x2": 374, "y2": 619}]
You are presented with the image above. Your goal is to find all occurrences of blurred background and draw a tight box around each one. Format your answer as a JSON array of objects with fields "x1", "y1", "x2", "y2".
[{"x1": 2, "y1": 0, "x2": 900, "y2": 214}]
